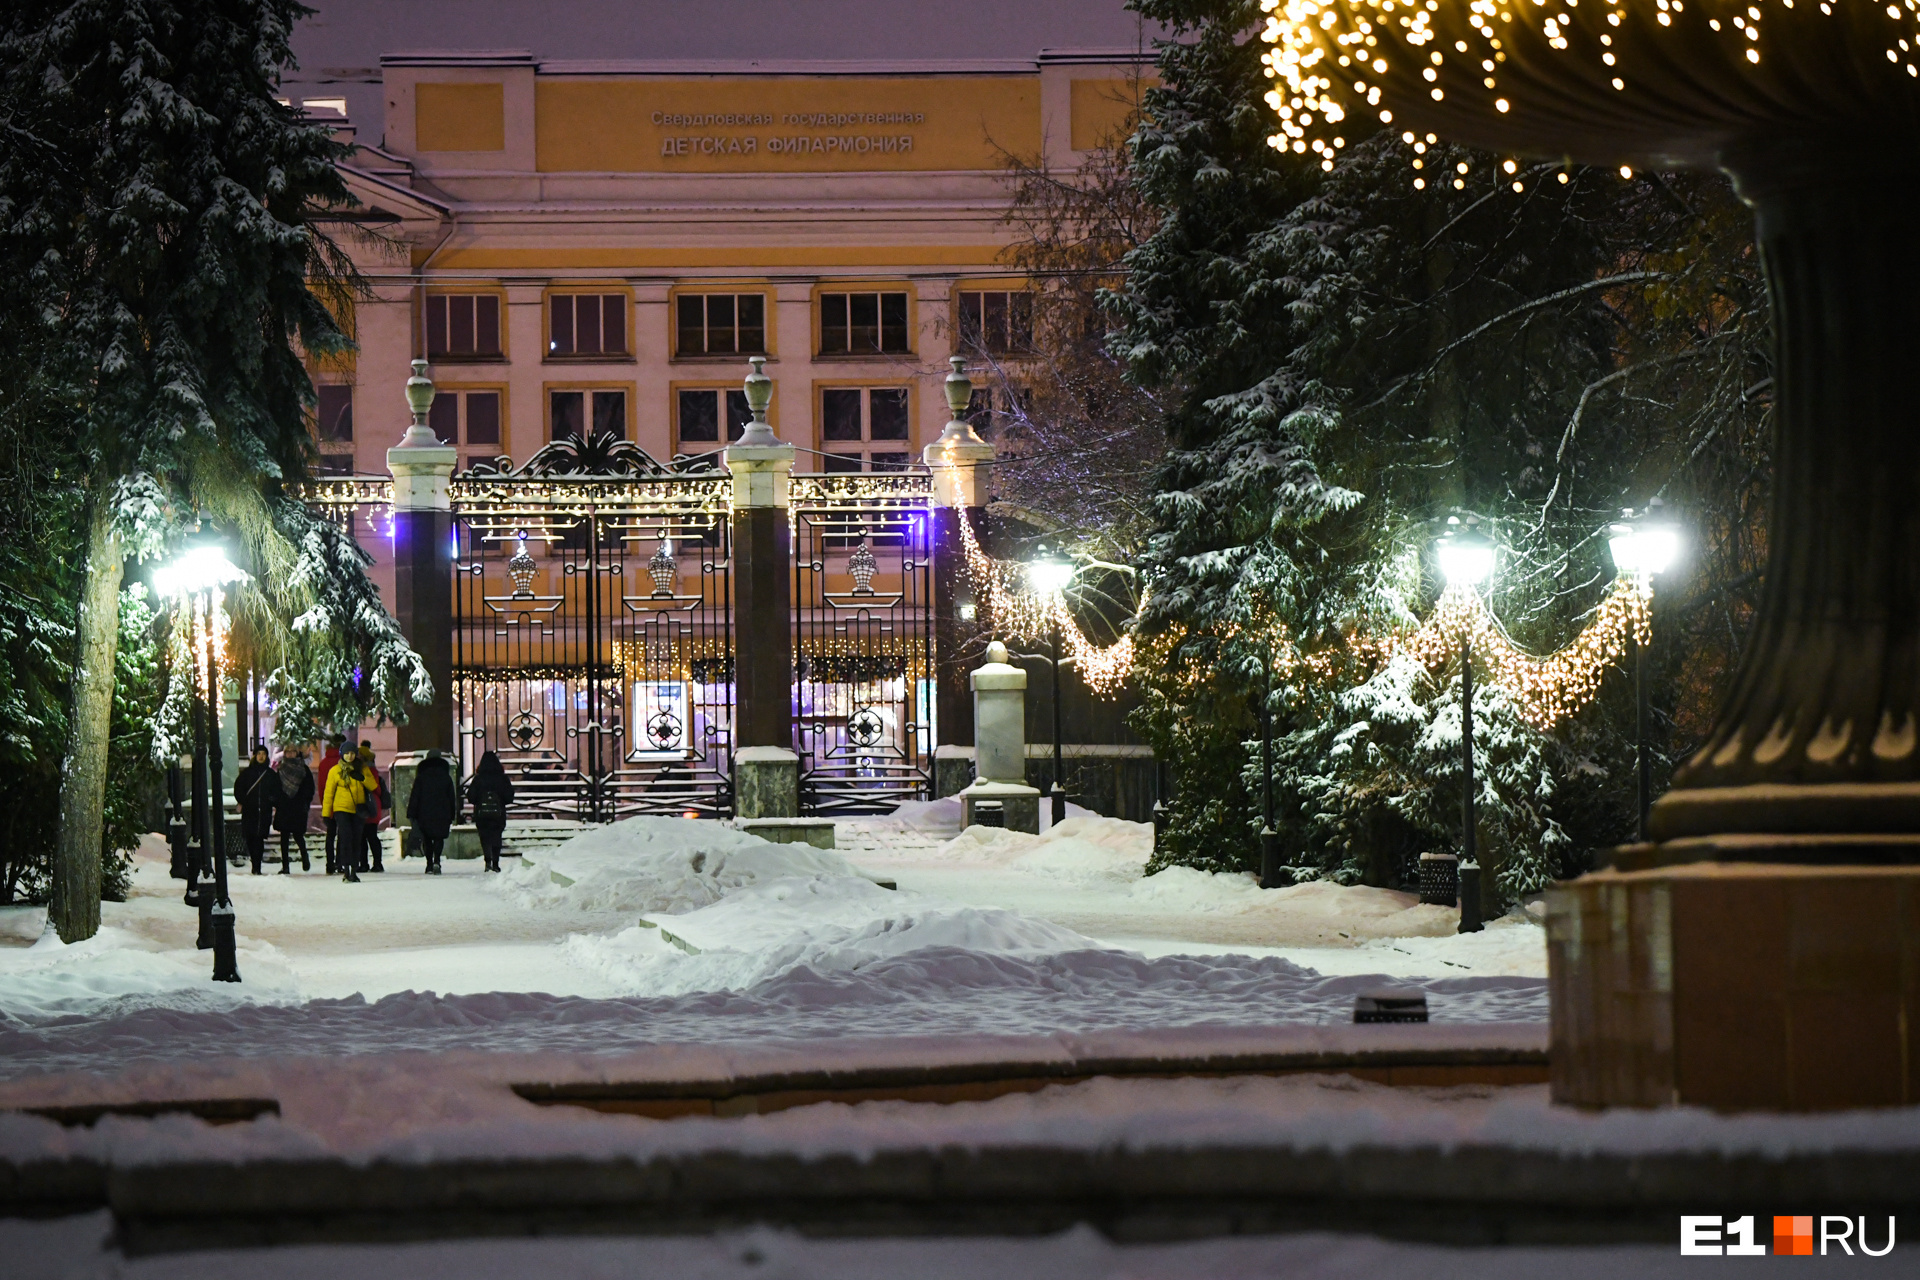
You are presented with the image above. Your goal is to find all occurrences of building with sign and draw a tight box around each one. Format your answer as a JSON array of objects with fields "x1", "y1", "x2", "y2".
[
  {"x1": 280, "y1": 2, "x2": 1155, "y2": 811},
  {"x1": 295, "y1": 3, "x2": 1153, "y2": 479}
]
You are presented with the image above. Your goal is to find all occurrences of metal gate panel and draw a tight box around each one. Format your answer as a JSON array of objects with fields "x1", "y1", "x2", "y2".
[
  {"x1": 451, "y1": 471, "x2": 734, "y2": 820},
  {"x1": 790, "y1": 473, "x2": 935, "y2": 814}
]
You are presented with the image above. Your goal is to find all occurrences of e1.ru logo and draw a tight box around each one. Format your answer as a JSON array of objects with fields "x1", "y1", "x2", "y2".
[{"x1": 1680, "y1": 1215, "x2": 1896, "y2": 1256}]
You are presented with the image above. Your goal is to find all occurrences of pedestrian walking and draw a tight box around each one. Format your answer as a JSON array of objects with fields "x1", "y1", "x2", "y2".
[
  {"x1": 318, "y1": 734, "x2": 345, "y2": 873},
  {"x1": 234, "y1": 747, "x2": 276, "y2": 875},
  {"x1": 359, "y1": 741, "x2": 389, "y2": 873},
  {"x1": 465, "y1": 751, "x2": 513, "y2": 872},
  {"x1": 407, "y1": 750, "x2": 458, "y2": 875},
  {"x1": 273, "y1": 746, "x2": 315, "y2": 872},
  {"x1": 323, "y1": 744, "x2": 367, "y2": 883}
]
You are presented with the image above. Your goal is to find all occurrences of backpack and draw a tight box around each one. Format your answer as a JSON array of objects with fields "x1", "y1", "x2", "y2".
[{"x1": 473, "y1": 782, "x2": 506, "y2": 822}]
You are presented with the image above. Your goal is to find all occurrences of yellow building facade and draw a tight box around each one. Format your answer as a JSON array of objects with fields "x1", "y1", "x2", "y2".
[{"x1": 320, "y1": 50, "x2": 1150, "y2": 477}]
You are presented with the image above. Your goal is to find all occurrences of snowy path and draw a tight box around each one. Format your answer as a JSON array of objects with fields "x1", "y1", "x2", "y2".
[{"x1": 0, "y1": 819, "x2": 1547, "y2": 1079}]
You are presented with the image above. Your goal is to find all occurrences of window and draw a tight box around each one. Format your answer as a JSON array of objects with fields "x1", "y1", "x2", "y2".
[
  {"x1": 677, "y1": 293, "x2": 767, "y2": 357},
  {"x1": 317, "y1": 453, "x2": 354, "y2": 476},
  {"x1": 550, "y1": 389, "x2": 627, "y2": 442},
  {"x1": 819, "y1": 291, "x2": 910, "y2": 356},
  {"x1": 962, "y1": 385, "x2": 1030, "y2": 441},
  {"x1": 315, "y1": 385, "x2": 353, "y2": 442},
  {"x1": 425, "y1": 294, "x2": 502, "y2": 358},
  {"x1": 818, "y1": 386, "x2": 911, "y2": 470},
  {"x1": 549, "y1": 294, "x2": 628, "y2": 357},
  {"x1": 957, "y1": 289, "x2": 1034, "y2": 355},
  {"x1": 676, "y1": 388, "x2": 753, "y2": 449},
  {"x1": 426, "y1": 389, "x2": 502, "y2": 448}
]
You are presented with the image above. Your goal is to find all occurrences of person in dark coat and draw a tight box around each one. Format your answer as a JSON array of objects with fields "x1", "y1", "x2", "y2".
[
  {"x1": 406, "y1": 750, "x2": 459, "y2": 875},
  {"x1": 465, "y1": 751, "x2": 514, "y2": 872},
  {"x1": 273, "y1": 746, "x2": 315, "y2": 873},
  {"x1": 234, "y1": 747, "x2": 276, "y2": 875}
]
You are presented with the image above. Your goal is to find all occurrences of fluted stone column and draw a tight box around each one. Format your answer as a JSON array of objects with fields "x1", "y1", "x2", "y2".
[
  {"x1": 388, "y1": 359, "x2": 456, "y2": 753},
  {"x1": 726, "y1": 357, "x2": 799, "y2": 817},
  {"x1": 924, "y1": 358, "x2": 996, "y2": 796}
]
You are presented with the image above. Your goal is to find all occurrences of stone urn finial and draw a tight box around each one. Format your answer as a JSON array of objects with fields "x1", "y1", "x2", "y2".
[{"x1": 734, "y1": 356, "x2": 780, "y2": 447}]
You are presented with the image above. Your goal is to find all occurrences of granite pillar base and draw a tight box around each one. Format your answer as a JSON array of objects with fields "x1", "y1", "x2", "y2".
[
  {"x1": 735, "y1": 746, "x2": 799, "y2": 820},
  {"x1": 961, "y1": 780, "x2": 1040, "y2": 835},
  {"x1": 1546, "y1": 862, "x2": 1920, "y2": 1111}
]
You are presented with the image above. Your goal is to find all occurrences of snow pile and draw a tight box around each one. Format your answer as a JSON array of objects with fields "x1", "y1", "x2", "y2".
[
  {"x1": 0, "y1": 925, "x2": 302, "y2": 1027},
  {"x1": 884, "y1": 797, "x2": 966, "y2": 836},
  {"x1": 558, "y1": 876, "x2": 1103, "y2": 996},
  {"x1": 924, "y1": 816, "x2": 1153, "y2": 884},
  {"x1": 499, "y1": 816, "x2": 867, "y2": 915}
]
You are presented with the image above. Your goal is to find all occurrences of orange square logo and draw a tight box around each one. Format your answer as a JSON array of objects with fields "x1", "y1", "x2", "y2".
[{"x1": 1773, "y1": 1216, "x2": 1813, "y2": 1255}]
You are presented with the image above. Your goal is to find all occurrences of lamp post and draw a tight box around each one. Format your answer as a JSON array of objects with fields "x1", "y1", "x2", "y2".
[
  {"x1": 1259, "y1": 644, "x2": 1281, "y2": 889},
  {"x1": 1435, "y1": 520, "x2": 1495, "y2": 931},
  {"x1": 1608, "y1": 500, "x2": 1681, "y2": 844},
  {"x1": 1028, "y1": 547, "x2": 1075, "y2": 828},
  {"x1": 154, "y1": 534, "x2": 249, "y2": 983}
]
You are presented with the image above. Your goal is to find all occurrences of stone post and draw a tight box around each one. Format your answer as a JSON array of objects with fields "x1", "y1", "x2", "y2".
[
  {"x1": 387, "y1": 359, "x2": 457, "y2": 753},
  {"x1": 961, "y1": 641, "x2": 1041, "y2": 833},
  {"x1": 923, "y1": 357, "x2": 996, "y2": 795},
  {"x1": 726, "y1": 356, "x2": 799, "y2": 817}
]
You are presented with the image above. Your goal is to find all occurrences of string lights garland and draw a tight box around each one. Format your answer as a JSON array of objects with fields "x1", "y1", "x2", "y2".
[
  {"x1": 1397, "y1": 578, "x2": 1651, "y2": 728},
  {"x1": 1257, "y1": 0, "x2": 1920, "y2": 189},
  {"x1": 956, "y1": 516, "x2": 1137, "y2": 694}
]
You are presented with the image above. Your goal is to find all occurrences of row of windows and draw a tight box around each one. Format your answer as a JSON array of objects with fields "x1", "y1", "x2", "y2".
[
  {"x1": 423, "y1": 289, "x2": 1035, "y2": 361},
  {"x1": 315, "y1": 383, "x2": 956, "y2": 466}
]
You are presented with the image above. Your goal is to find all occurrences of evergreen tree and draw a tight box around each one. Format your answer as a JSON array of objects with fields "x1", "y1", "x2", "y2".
[
  {"x1": 0, "y1": 0, "x2": 427, "y2": 939},
  {"x1": 1114, "y1": 0, "x2": 1770, "y2": 905}
]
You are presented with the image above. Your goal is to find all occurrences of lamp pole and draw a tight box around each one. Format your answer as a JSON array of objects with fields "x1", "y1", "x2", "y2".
[
  {"x1": 1609, "y1": 500, "x2": 1679, "y2": 844},
  {"x1": 189, "y1": 644, "x2": 213, "y2": 950},
  {"x1": 157, "y1": 529, "x2": 247, "y2": 980},
  {"x1": 1435, "y1": 520, "x2": 1493, "y2": 929},
  {"x1": 1259, "y1": 645, "x2": 1280, "y2": 888},
  {"x1": 1028, "y1": 547, "x2": 1075, "y2": 829},
  {"x1": 205, "y1": 586, "x2": 240, "y2": 982}
]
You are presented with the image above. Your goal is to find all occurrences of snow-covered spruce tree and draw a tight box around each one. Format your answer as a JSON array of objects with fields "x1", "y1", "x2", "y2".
[
  {"x1": 0, "y1": 0, "x2": 424, "y2": 940},
  {"x1": 1113, "y1": 0, "x2": 1770, "y2": 907}
]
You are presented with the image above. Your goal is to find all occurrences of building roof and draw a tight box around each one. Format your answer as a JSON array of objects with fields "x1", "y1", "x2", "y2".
[{"x1": 285, "y1": 0, "x2": 1157, "y2": 134}]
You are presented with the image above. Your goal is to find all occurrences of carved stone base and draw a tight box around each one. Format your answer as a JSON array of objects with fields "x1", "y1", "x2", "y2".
[{"x1": 1547, "y1": 863, "x2": 1920, "y2": 1110}]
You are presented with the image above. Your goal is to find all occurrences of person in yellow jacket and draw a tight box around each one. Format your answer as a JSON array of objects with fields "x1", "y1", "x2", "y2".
[{"x1": 321, "y1": 745, "x2": 369, "y2": 884}]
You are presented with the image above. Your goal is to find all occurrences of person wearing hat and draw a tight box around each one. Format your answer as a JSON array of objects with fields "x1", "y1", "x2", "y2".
[
  {"x1": 317, "y1": 733, "x2": 346, "y2": 873},
  {"x1": 233, "y1": 746, "x2": 277, "y2": 875},
  {"x1": 406, "y1": 749, "x2": 458, "y2": 876},
  {"x1": 322, "y1": 744, "x2": 368, "y2": 883}
]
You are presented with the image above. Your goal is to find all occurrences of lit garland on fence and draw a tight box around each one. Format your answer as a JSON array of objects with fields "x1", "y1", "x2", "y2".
[
  {"x1": 956, "y1": 516, "x2": 1137, "y2": 694},
  {"x1": 1257, "y1": 0, "x2": 1920, "y2": 189}
]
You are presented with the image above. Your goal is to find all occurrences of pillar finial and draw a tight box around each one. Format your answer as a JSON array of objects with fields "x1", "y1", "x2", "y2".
[{"x1": 735, "y1": 355, "x2": 780, "y2": 447}]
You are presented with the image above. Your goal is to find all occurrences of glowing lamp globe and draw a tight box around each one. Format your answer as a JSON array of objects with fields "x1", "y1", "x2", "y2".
[
  {"x1": 1028, "y1": 548, "x2": 1075, "y2": 595},
  {"x1": 1436, "y1": 532, "x2": 1495, "y2": 588},
  {"x1": 152, "y1": 543, "x2": 248, "y2": 602},
  {"x1": 1609, "y1": 514, "x2": 1681, "y2": 580}
]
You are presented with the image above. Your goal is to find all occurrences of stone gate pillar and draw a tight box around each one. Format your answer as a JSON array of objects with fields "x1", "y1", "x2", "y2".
[
  {"x1": 725, "y1": 357, "x2": 798, "y2": 817},
  {"x1": 388, "y1": 359, "x2": 456, "y2": 753},
  {"x1": 923, "y1": 358, "x2": 996, "y2": 797}
]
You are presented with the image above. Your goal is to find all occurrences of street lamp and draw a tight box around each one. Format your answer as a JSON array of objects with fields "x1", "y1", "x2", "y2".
[
  {"x1": 155, "y1": 526, "x2": 248, "y2": 984},
  {"x1": 1435, "y1": 519, "x2": 1493, "y2": 932},
  {"x1": 1609, "y1": 499, "x2": 1682, "y2": 843},
  {"x1": 1028, "y1": 547, "x2": 1075, "y2": 828}
]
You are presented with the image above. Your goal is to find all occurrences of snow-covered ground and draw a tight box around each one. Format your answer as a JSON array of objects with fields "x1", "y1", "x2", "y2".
[
  {"x1": 4, "y1": 1214, "x2": 1826, "y2": 1280},
  {"x1": 0, "y1": 816, "x2": 1545, "y2": 1078}
]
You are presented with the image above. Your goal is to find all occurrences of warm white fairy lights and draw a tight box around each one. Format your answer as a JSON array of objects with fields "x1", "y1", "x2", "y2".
[
  {"x1": 1259, "y1": 0, "x2": 1920, "y2": 186},
  {"x1": 1401, "y1": 578, "x2": 1651, "y2": 728},
  {"x1": 956, "y1": 517, "x2": 1137, "y2": 694}
]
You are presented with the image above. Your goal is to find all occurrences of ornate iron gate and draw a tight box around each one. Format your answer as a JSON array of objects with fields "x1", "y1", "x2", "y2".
[
  {"x1": 450, "y1": 449, "x2": 735, "y2": 820},
  {"x1": 790, "y1": 473, "x2": 936, "y2": 813}
]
